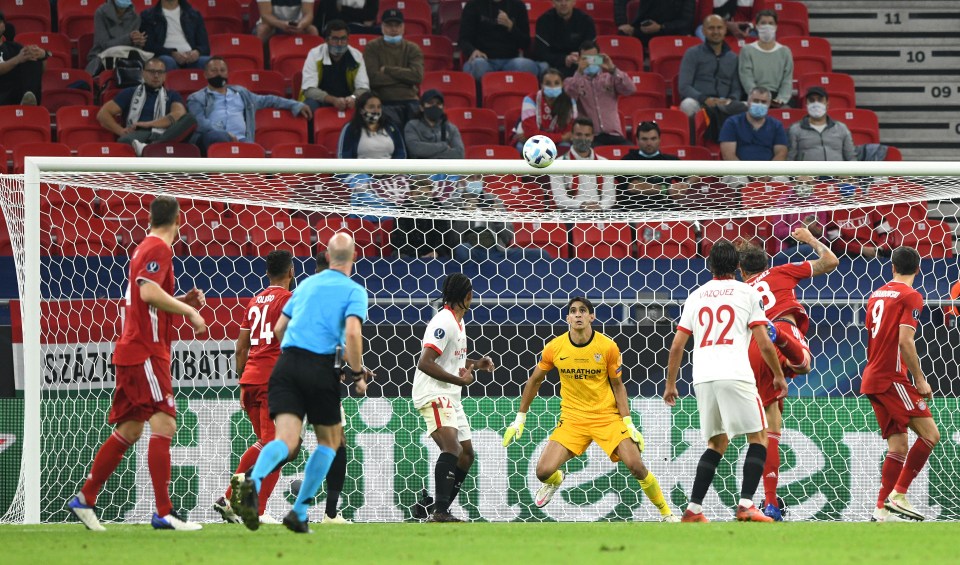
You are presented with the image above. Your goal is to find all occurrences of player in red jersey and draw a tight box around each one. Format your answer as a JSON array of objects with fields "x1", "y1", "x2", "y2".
[
  {"x1": 67, "y1": 196, "x2": 208, "y2": 531},
  {"x1": 738, "y1": 227, "x2": 839, "y2": 520},
  {"x1": 214, "y1": 250, "x2": 295, "y2": 525},
  {"x1": 863, "y1": 246, "x2": 939, "y2": 522}
]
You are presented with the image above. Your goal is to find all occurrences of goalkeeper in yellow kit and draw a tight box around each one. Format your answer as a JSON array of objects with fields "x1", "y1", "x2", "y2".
[{"x1": 503, "y1": 297, "x2": 679, "y2": 521}]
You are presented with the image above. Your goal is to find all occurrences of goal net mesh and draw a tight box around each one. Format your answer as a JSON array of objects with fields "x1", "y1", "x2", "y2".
[{"x1": 1, "y1": 162, "x2": 959, "y2": 523}]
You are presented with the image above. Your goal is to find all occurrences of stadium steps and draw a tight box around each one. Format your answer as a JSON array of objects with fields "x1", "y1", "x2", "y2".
[{"x1": 806, "y1": 0, "x2": 960, "y2": 162}]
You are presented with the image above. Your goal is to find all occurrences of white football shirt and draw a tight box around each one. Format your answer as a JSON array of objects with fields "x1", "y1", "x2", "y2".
[
  {"x1": 677, "y1": 278, "x2": 769, "y2": 384},
  {"x1": 411, "y1": 307, "x2": 468, "y2": 409}
]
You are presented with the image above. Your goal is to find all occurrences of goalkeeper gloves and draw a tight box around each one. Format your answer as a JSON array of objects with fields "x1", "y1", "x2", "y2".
[
  {"x1": 623, "y1": 416, "x2": 644, "y2": 453},
  {"x1": 502, "y1": 412, "x2": 526, "y2": 446}
]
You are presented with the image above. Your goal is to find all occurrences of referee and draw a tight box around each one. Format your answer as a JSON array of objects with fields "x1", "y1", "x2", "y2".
[{"x1": 232, "y1": 233, "x2": 372, "y2": 534}]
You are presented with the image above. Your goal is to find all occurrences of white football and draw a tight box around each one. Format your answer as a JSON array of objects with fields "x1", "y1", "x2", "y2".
[{"x1": 522, "y1": 135, "x2": 558, "y2": 169}]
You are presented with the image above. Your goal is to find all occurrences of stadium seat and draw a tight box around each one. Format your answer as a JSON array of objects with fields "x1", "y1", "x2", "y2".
[
  {"x1": 870, "y1": 178, "x2": 928, "y2": 221},
  {"x1": 797, "y1": 72, "x2": 856, "y2": 109},
  {"x1": 15, "y1": 32, "x2": 70, "y2": 67},
  {"x1": 741, "y1": 179, "x2": 791, "y2": 210},
  {"x1": 481, "y1": 71, "x2": 539, "y2": 120},
  {"x1": 595, "y1": 35, "x2": 644, "y2": 72},
  {"x1": 446, "y1": 107, "x2": 500, "y2": 147},
  {"x1": 635, "y1": 221, "x2": 696, "y2": 258},
  {"x1": 438, "y1": 0, "x2": 463, "y2": 46},
  {"x1": 140, "y1": 143, "x2": 202, "y2": 158},
  {"x1": 57, "y1": 0, "x2": 99, "y2": 43},
  {"x1": 54, "y1": 217, "x2": 121, "y2": 256},
  {"x1": 758, "y1": 0, "x2": 809, "y2": 37},
  {"x1": 724, "y1": 35, "x2": 757, "y2": 54},
  {"x1": 592, "y1": 145, "x2": 635, "y2": 160},
  {"x1": 349, "y1": 34, "x2": 379, "y2": 51},
  {"x1": 484, "y1": 173, "x2": 547, "y2": 211},
  {"x1": 524, "y1": 0, "x2": 553, "y2": 35},
  {"x1": 0, "y1": 106, "x2": 52, "y2": 156},
  {"x1": 837, "y1": 108, "x2": 879, "y2": 145},
  {"x1": 77, "y1": 32, "x2": 94, "y2": 69},
  {"x1": 254, "y1": 108, "x2": 309, "y2": 151},
  {"x1": 891, "y1": 218, "x2": 953, "y2": 259},
  {"x1": 56, "y1": 105, "x2": 112, "y2": 150},
  {"x1": 513, "y1": 221, "x2": 570, "y2": 258},
  {"x1": 193, "y1": 0, "x2": 245, "y2": 35},
  {"x1": 625, "y1": 0, "x2": 640, "y2": 24},
  {"x1": 209, "y1": 33, "x2": 264, "y2": 71},
  {"x1": 502, "y1": 106, "x2": 521, "y2": 144},
  {"x1": 780, "y1": 36, "x2": 832, "y2": 77},
  {"x1": 76, "y1": 142, "x2": 137, "y2": 157},
  {"x1": 571, "y1": 222, "x2": 633, "y2": 259},
  {"x1": 884, "y1": 145, "x2": 903, "y2": 161},
  {"x1": 316, "y1": 215, "x2": 384, "y2": 257},
  {"x1": 648, "y1": 35, "x2": 702, "y2": 84},
  {"x1": 268, "y1": 34, "x2": 323, "y2": 78},
  {"x1": 41, "y1": 68, "x2": 94, "y2": 112},
  {"x1": 1, "y1": 0, "x2": 51, "y2": 33},
  {"x1": 312, "y1": 107, "x2": 352, "y2": 154},
  {"x1": 0, "y1": 211, "x2": 11, "y2": 255},
  {"x1": 271, "y1": 143, "x2": 333, "y2": 158},
  {"x1": 421, "y1": 71, "x2": 476, "y2": 108},
  {"x1": 408, "y1": 35, "x2": 455, "y2": 72},
  {"x1": 618, "y1": 72, "x2": 667, "y2": 117},
  {"x1": 165, "y1": 69, "x2": 208, "y2": 98},
  {"x1": 247, "y1": 217, "x2": 314, "y2": 257},
  {"x1": 230, "y1": 69, "x2": 286, "y2": 97},
  {"x1": 185, "y1": 221, "x2": 249, "y2": 256},
  {"x1": 0, "y1": 144, "x2": 5, "y2": 172},
  {"x1": 581, "y1": 1, "x2": 615, "y2": 34},
  {"x1": 466, "y1": 145, "x2": 520, "y2": 159},
  {"x1": 663, "y1": 145, "x2": 714, "y2": 160},
  {"x1": 630, "y1": 108, "x2": 689, "y2": 146},
  {"x1": 699, "y1": 218, "x2": 757, "y2": 255},
  {"x1": 380, "y1": 0, "x2": 432, "y2": 35},
  {"x1": 207, "y1": 141, "x2": 267, "y2": 158},
  {"x1": 768, "y1": 108, "x2": 803, "y2": 131}
]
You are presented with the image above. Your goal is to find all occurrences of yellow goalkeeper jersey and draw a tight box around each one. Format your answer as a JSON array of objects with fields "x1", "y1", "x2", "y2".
[{"x1": 537, "y1": 330, "x2": 623, "y2": 420}]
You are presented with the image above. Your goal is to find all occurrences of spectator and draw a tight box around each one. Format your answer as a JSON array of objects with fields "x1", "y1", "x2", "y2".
[
  {"x1": 363, "y1": 10, "x2": 424, "y2": 127},
  {"x1": 563, "y1": 39, "x2": 635, "y2": 146},
  {"x1": 187, "y1": 56, "x2": 311, "y2": 154},
  {"x1": 549, "y1": 117, "x2": 615, "y2": 211},
  {"x1": 533, "y1": 0, "x2": 596, "y2": 78},
  {"x1": 0, "y1": 12, "x2": 46, "y2": 105},
  {"x1": 826, "y1": 203, "x2": 892, "y2": 260},
  {"x1": 696, "y1": 0, "x2": 758, "y2": 41},
  {"x1": 254, "y1": 0, "x2": 319, "y2": 43},
  {"x1": 337, "y1": 91, "x2": 405, "y2": 159},
  {"x1": 720, "y1": 86, "x2": 787, "y2": 161},
  {"x1": 738, "y1": 9, "x2": 793, "y2": 108},
  {"x1": 621, "y1": 121, "x2": 690, "y2": 209},
  {"x1": 514, "y1": 67, "x2": 577, "y2": 152},
  {"x1": 678, "y1": 14, "x2": 744, "y2": 119},
  {"x1": 621, "y1": 0, "x2": 696, "y2": 46},
  {"x1": 315, "y1": 0, "x2": 378, "y2": 34},
  {"x1": 97, "y1": 58, "x2": 197, "y2": 156},
  {"x1": 140, "y1": 0, "x2": 211, "y2": 71},
  {"x1": 299, "y1": 19, "x2": 369, "y2": 111},
  {"x1": 788, "y1": 87, "x2": 856, "y2": 161},
  {"x1": 771, "y1": 180, "x2": 829, "y2": 258},
  {"x1": 404, "y1": 89, "x2": 464, "y2": 159},
  {"x1": 460, "y1": 0, "x2": 541, "y2": 82},
  {"x1": 86, "y1": 0, "x2": 144, "y2": 75},
  {"x1": 394, "y1": 176, "x2": 453, "y2": 259}
]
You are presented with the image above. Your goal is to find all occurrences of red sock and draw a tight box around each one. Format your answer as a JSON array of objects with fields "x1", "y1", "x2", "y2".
[
  {"x1": 258, "y1": 470, "x2": 281, "y2": 515},
  {"x1": 878, "y1": 452, "x2": 906, "y2": 508},
  {"x1": 775, "y1": 329, "x2": 807, "y2": 368},
  {"x1": 149, "y1": 433, "x2": 173, "y2": 517},
  {"x1": 763, "y1": 432, "x2": 781, "y2": 506},
  {"x1": 80, "y1": 431, "x2": 133, "y2": 506},
  {"x1": 225, "y1": 442, "x2": 263, "y2": 500},
  {"x1": 895, "y1": 438, "x2": 935, "y2": 494}
]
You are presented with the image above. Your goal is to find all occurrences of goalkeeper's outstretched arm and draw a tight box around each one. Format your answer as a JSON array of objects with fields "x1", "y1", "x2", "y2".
[{"x1": 503, "y1": 366, "x2": 549, "y2": 446}]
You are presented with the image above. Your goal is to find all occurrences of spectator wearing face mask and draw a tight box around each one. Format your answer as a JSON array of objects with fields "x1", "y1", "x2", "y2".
[
  {"x1": 788, "y1": 87, "x2": 856, "y2": 161},
  {"x1": 549, "y1": 117, "x2": 616, "y2": 211},
  {"x1": 337, "y1": 91, "x2": 406, "y2": 159},
  {"x1": 514, "y1": 67, "x2": 578, "y2": 152},
  {"x1": 563, "y1": 39, "x2": 636, "y2": 146},
  {"x1": 719, "y1": 86, "x2": 787, "y2": 161},
  {"x1": 86, "y1": 0, "x2": 145, "y2": 75},
  {"x1": 299, "y1": 19, "x2": 369, "y2": 111},
  {"x1": 737, "y1": 10, "x2": 793, "y2": 108},
  {"x1": 404, "y1": 89, "x2": 464, "y2": 159},
  {"x1": 363, "y1": 9, "x2": 424, "y2": 127}
]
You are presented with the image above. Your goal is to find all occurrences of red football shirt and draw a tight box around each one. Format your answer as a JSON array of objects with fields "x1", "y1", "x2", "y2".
[
  {"x1": 238, "y1": 286, "x2": 292, "y2": 386},
  {"x1": 745, "y1": 261, "x2": 814, "y2": 334},
  {"x1": 861, "y1": 281, "x2": 924, "y2": 395},
  {"x1": 113, "y1": 235, "x2": 175, "y2": 366}
]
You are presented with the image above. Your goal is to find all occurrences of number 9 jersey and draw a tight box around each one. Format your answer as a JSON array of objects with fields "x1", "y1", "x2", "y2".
[{"x1": 239, "y1": 286, "x2": 292, "y2": 386}]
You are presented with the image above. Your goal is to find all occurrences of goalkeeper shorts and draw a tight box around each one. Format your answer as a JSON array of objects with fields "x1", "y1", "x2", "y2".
[{"x1": 549, "y1": 413, "x2": 629, "y2": 463}]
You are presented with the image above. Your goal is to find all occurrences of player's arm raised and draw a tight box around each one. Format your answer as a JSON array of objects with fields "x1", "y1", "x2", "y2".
[
  {"x1": 899, "y1": 326, "x2": 931, "y2": 400},
  {"x1": 503, "y1": 365, "x2": 549, "y2": 446},
  {"x1": 752, "y1": 324, "x2": 787, "y2": 396},
  {"x1": 663, "y1": 329, "x2": 689, "y2": 406},
  {"x1": 139, "y1": 279, "x2": 207, "y2": 335},
  {"x1": 793, "y1": 227, "x2": 839, "y2": 276}
]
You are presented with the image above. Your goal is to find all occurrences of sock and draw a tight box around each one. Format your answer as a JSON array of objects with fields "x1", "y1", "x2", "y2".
[
  {"x1": 225, "y1": 442, "x2": 262, "y2": 500},
  {"x1": 687, "y1": 502, "x2": 702, "y2": 514},
  {"x1": 690, "y1": 449, "x2": 722, "y2": 505},
  {"x1": 449, "y1": 466, "x2": 469, "y2": 505},
  {"x1": 251, "y1": 440, "x2": 290, "y2": 491},
  {"x1": 324, "y1": 445, "x2": 347, "y2": 518},
  {"x1": 433, "y1": 452, "x2": 459, "y2": 513},
  {"x1": 80, "y1": 431, "x2": 133, "y2": 506},
  {"x1": 639, "y1": 472, "x2": 671, "y2": 516},
  {"x1": 895, "y1": 438, "x2": 935, "y2": 494},
  {"x1": 148, "y1": 433, "x2": 173, "y2": 517},
  {"x1": 775, "y1": 329, "x2": 807, "y2": 367},
  {"x1": 877, "y1": 452, "x2": 905, "y2": 508},
  {"x1": 543, "y1": 470, "x2": 563, "y2": 486},
  {"x1": 740, "y1": 443, "x2": 767, "y2": 505},
  {"x1": 763, "y1": 432, "x2": 781, "y2": 506},
  {"x1": 292, "y1": 445, "x2": 337, "y2": 522},
  {"x1": 258, "y1": 470, "x2": 281, "y2": 515}
]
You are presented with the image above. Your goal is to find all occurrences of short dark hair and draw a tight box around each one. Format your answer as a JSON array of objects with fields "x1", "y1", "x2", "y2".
[
  {"x1": 755, "y1": 9, "x2": 778, "y2": 24},
  {"x1": 266, "y1": 250, "x2": 293, "y2": 279},
  {"x1": 579, "y1": 39, "x2": 598, "y2": 53},
  {"x1": 736, "y1": 240, "x2": 768, "y2": 276},
  {"x1": 636, "y1": 121, "x2": 660, "y2": 136},
  {"x1": 145, "y1": 57, "x2": 166, "y2": 69},
  {"x1": 149, "y1": 196, "x2": 179, "y2": 228},
  {"x1": 708, "y1": 239, "x2": 739, "y2": 277},
  {"x1": 205, "y1": 56, "x2": 227, "y2": 70},
  {"x1": 572, "y1": 117, "x2": 595, "y2": 131},
  {"x1": 891, "y1": 246, "x2": 921, "y2": 276},
  {"x1": 324, "y1": 19, "x2": 348, "y2": 37},
  {"x1": 566, "y1": 296, "x2": 594, "y2": 314},
  {"x1": 315, "y1": 251, "x2": 329, "y2": 273},
  {"x1": 442, "y1": 273, "x2": 473, "y2": 309}
]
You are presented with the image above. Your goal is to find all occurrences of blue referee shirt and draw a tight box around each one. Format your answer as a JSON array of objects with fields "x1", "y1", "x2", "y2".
[{"x1": 281, "y1": 269, "x2": 368, "y2": 355}]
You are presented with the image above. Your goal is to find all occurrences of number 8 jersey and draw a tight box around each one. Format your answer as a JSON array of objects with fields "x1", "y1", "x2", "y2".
[
  {"x1": 677, "y1": 278, "x2": 769, "y2": 384},
  {"x1": 239, "y1": 285, "x2": 292, "y2": 386}
]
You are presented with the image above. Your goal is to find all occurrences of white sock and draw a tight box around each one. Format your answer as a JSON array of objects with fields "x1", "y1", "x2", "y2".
[
  {"x1": 738, "y1": 498, "x2": 754, "y2": 509},
  {"x1": 687, "y1": 502, "x2": 702, "y2": 514}
]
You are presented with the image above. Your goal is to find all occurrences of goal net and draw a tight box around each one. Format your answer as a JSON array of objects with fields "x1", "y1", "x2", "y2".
[{"x1": 1, "y1": 157, "x2": 959, "y2": 524}]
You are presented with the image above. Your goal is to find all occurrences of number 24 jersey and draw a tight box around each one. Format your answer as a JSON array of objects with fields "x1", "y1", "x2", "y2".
[{"x1": 239, "y1": 286, "x2": 292, "y2": 386}]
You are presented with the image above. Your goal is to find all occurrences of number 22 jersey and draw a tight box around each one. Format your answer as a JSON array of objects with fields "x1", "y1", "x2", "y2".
[{"x1": 239, "y1": 286, "x2": 292, "y2": 386}]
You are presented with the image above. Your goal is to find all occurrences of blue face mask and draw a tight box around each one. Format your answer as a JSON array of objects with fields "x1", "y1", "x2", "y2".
[
  {"x1": 465, "y1": 180, "x2": 484, "y2": 194},
  {"x1": 543, "y1": 86, "x2": 563, "y2": 98},
  {"x1": 114, "y1": 0, "x2": 133, "y2": 7},
  {"x1": 383, "y1": 34, "x2": 403, "y2": 45},
  {"x1": 584, "y1": 64, "x2": 601, "y2": 76},
  {"x1": 748, "y1": 102, "x2": 769, "y2": 119}
]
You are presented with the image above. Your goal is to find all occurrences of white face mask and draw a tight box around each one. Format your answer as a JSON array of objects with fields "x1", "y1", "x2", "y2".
[
  {"x1": 807, "y1": 101, "x2": 827, "y2": 119},
  {"x1": 757, "y1": 24, "x2": 776, "y2": 42}
]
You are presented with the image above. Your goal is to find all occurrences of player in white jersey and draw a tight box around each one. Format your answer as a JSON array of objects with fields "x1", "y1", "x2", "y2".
[
  {"x1": 412, "y1": 274, "x2": 495, "y2": 522},
  {"x1": 663, "y1": 240, "x2": 787, "y2": 523}
]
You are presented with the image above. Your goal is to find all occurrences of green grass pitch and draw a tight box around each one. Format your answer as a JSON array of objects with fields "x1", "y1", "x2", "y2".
[{"x1": 2, "y1": 522, "x2": 957, "y2": 564}]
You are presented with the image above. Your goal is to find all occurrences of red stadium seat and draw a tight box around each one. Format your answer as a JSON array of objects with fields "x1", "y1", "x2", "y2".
[
  {"x1": 54, "y1": 217, "x2": 122, "y2": 256},
  {"x1": 483, "y1": 174, "x2": 547, "y2": 211},
  {"x1": 630, "y1": 108, "x2": 689, "y2": 146},
  {"x1": 780, "y1": 36, "x2": 832, "y2": 77},
  {"x1": 380, "y1": 0, "x2": 432, "y2": 35},
  {"x1": 207, "y1": 141, "x2": 267, "y2": 158},
  {"x1": 56, "y1": 105, "x2": 113, "y2": 150},
  {"x1": 636, "y1": 221, "x2": 696, "y2": 258},
  {"x1": 648, "y1": 35, "x2": 701, "y2": 83},
  {"x1": 41, "y1": 68, "x2": 94, "y2": 112},
  {"x1": 349, "y1": 34, "x2": 379, "y2": 51},
  {"x1": 596, "y1": 35, "x2": 644, "y2": 72},
  {"x1": 723, "y1": 35, "x2": 757, "y2": 54},
  {"x1": 165, "y1": 69, "x2": 208, "y2": 98},
  {"x1": 502, "y1": 106, "x2": 522, "y2": 144},
  {"x1": 408, "y1": 35, "x2": 455, "y2": 72},
  {"x1": 625, "y1": 0, "x2": 640, "y2": 24},
  {"x1": 271, "y1": 143, "x2": 333, "y2": 158},
  {"x1": 438, "y1": 0, "x2": 463, "y2": 46},
  {"x1": 663, "y1": 145, "x2": 714, "y2": 160},
  {"x1": 837, "y1": 108, "x2": 879, "y2": 145},
  {"x1": 0, "y1": 211, "x2": 11, "y2": 255},
  {"x1": 77, "y1": 32, "x2": 94, "y2": 69},
  {"x1": 768, "y1": 108, "x2": 803, "y2": 131},
  {"x1": 513, "y1": 221, "x2": 569, "y2": 258},
  {"x1": 312, "y1": 107, "x2": 352, "y2": 154},
  {"x1": 884, "y1": 145, "x2": 902, "y2": 161},
  {"x1": 13, "y1": 142, "x2": 70, "y2": 173},
  {"x1": 758, "y1": 0, "x2": 809, "y2": 37},
  {"x1": 524, "y1": 0, "x2": 552, "y2": 35},
  {"x1": 141, "y1": 143, "x2": 202, "y2": 158},
  {"x1": 316, "y1": 215, "x2": 384, "y2": 257},
  {"x1": 268, "y1": 34, "x2": 323, "y2": 78},
  {"x1": 15, "y1": 32, "x2": 70, "y2": 67},
  {"x1": 581, "y1": 1, "x2": 615, "y2": 34},
  {"x1": 209, "y1": 33, "x2": 264, "y2": 71},
  {"x1": 592, "y1": 145, "x2": 636, "y2": 160},
  {"x1": 446, "y1": 107, "x2": 499, "y2": 147},
  {"x1": 421, "y1": 71, "x2": 476, "y2": 108},
  {"x1": 481, "y1": 71, "x2": 538, "y2": 120},
  {"x1": 0, "y1": 105, "x2": 52, "y2": 156},
  {"x1": 891, "y1": 218, "x2": 953, "y2": 259},
  {"x1": 231, "y1": 69, "x2": 287, "y2": 97},
  {"x1": 797, "y1": 72, "x2": 856, "y2": 109},
  {"x1": 700, "y1": 218, "x2": 758, "y2": 255},
  {"x1": 193, "y1": 0, "x2": 245, "y2": 35},
  {"x1": 741, "y1": 180, "x2": 791, "y2": 210},
  {"x1": 76, "y1": 142, "x2": 137, "y2": 157},
  {"x1": 247, "y1": 218, "x2": 313, "y2": 256},
  {"x1": 254, "y1": 108, "x2": 309, "y2": 151},
  {"x1": 466, "y1": 145, "x2": 520, "y2": 159},
  {"x1": 618, "y1": 72, "x2": 667, "y2": 116},
  {"x1": 870, "y1": 178, "x2": 927, "y2": 221},
  {"x1": 1, "y1": 0, "x2": 51, "y2": 33},
  {"x1": 0, "y1": 144, "x2": 5, "y2": 172},
  {"x1": 185, "y1": 221, "x2": 248, "y2": 256},
  {"x1": 572, "y1": 222, "x2": 633, "y2": 259},
  {"x1": 57, "y1": 0, "x2": 99, "y2": 43}
]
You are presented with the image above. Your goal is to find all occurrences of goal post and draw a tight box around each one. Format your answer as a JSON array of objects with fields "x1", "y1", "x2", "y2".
[{"x1": 3, "y1": 156, "x2": 959, "y2": 524}]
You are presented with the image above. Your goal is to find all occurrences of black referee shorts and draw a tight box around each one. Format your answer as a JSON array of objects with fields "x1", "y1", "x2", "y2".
[{"x1": 268, "y1": 346, "x2": 342, "y2": 426}]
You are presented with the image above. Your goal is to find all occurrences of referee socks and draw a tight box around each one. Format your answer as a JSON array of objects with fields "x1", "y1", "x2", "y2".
[
  {"x1": 293, "y1": 445, "x2": 338, "y2": 522},
  {"x1": 252, "y1": 440, "x2": 290, "y2": 491}
]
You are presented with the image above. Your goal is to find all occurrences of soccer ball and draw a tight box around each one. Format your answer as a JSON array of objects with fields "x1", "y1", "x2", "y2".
[{"x1": 522, "y1": 135, "x2": 558, "y2": 169}]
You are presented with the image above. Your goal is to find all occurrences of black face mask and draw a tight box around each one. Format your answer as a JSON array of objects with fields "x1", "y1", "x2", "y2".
[
  {"x1": 207, "y1": 75, "x2": 227, "y2": 88},
  {"x1": 424, "y1": 105, "x2": 445, "y2": 123}
]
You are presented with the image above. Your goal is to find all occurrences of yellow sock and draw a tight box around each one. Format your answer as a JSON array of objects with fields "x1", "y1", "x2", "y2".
[
  {"x1": 639, "y1": 472, "x2": 671, "y2": 516},
  {"x1": 544, "y1": 470, "x2": 563, "y2": 486}
]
